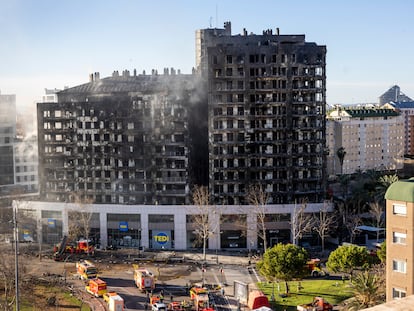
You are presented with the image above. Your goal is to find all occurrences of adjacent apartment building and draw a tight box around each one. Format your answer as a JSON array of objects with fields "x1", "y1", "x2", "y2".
[
  {"x1": 384, "y1": 101, "x2": 414, "y2": 156},
  {"x1": 0, "y1": 92, "x2": 16, "y2": 188},
  {"x1": 326, "y1": 105, "x2": 404, "y2": 176},
  {"x1": 198, "y1": 22, "x2": 327, "y2": 204},
  {"x1": 385, "y1": 178, "x2": 414, "y2": 301},
  {"x1": 0, "y1": 92, "x2": 38, "y2": 195}
]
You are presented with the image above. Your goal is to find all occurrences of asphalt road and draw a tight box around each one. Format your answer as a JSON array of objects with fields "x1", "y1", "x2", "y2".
[{"x1": 28, "y1": 250, "x2": 263, "y2": 310}]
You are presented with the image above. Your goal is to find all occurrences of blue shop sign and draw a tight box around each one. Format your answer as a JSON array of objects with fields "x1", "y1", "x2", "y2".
[{"x1": 119, "y1": 221, "x2": 128, "y2": 232}]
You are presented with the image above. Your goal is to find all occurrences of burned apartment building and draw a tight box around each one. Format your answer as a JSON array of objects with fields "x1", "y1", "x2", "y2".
[
  {"x1": 37, "y1": 22, "x2": 327, "y2": 207},
  {"x1": 197, "y1": 22, "x2": 327, "y2": 204},
  {"x1": 37, "y1": 70, "x2": 208, "y2": 205}
]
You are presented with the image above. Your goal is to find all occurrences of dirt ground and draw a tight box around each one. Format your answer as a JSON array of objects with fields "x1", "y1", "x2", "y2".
[{"x1": 4, "y1": 244, "x2": 197, "y2": 310}]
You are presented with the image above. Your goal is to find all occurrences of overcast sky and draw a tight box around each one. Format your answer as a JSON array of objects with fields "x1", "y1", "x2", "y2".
[{"x1": 1, "y1": 0, "x2": 413, "y2": 112}]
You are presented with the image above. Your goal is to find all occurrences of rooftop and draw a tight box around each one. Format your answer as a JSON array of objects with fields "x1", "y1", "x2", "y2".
[{"x1": 385, "y1": 178, "x2": 414, "y2": 202}]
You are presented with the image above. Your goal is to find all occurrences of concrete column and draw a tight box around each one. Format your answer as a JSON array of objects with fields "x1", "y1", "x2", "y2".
[
  {"x1": 61, "y1": 207, "x2": 69, "y2": 236},
  {"x1": 99, "y1": 212, "x2": 107, "y2": 249},
  {"x1": 247, "y1": 212, "x2": 257, "y2": 250},
  {"x1": 140, "y1": 213, "x2": 149, "y2": 249},
  {"x1": 208, "y1": 211, "x2": 221, "y2": 250},
  {"x1": 174, "y1": 211, "x2": 187, "y2": 250}
]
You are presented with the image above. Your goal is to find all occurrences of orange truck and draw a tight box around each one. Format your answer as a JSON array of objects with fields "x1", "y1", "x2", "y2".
[
  {"x1": 133, "y1": 265, "x2": 156, "y2": 292},
  {"x1": 85, "y1": 278, "x2": 107, "y2": 297},
  {"x1": 306, "y1": 258, "x2": 326, "y2": 277},
  {"x1": 76, "y1": 260, "x2": 98, "y2": 280}
]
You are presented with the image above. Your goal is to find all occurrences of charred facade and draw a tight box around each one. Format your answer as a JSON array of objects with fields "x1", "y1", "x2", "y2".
[
  {"x1": 37, "y1": 72, "x2": 208, "y2": 204},
  {"x1": 37, "y1": 22, "x2": 327, "y2": 206},
  {"x1": 198, "y1": 23, "x2": 327, "y2": 204}
]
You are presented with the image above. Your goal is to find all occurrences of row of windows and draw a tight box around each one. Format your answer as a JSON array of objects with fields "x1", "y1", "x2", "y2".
[
  {"x1": 391, "y1": 202, "x2": 408, "y2": 299},
  {"x1": 16, "y1": 175, "x2": 36, "y2": 182},
  {"x1": 215, "y1": 53, "x2": 324, "y2": 65}
]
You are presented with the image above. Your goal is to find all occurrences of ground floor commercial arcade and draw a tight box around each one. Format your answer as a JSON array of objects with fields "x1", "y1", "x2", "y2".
[{"x1": 13, "y1": 201, "x2": 328, "y2": 251}]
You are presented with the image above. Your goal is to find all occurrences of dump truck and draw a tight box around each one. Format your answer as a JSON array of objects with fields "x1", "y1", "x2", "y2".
[
  {"x1": 85, "y1": 278, "x2": 107, "y2": 297},
  {"x1": 133, "y1": 265, "x2": 155, "y2": 292},
  {"x1": 297, "y1": 297, "x2": 333, "y2": 311},
  {"x1": 76, "y1": 260, "x2": 98, "y2": 280}
]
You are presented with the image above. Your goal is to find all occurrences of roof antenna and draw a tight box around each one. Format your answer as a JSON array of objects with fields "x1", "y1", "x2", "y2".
[
  {"x1": 216, "y1": 4, "x2": 218, "y2": 28},
  {"x1": 209, "y1": 16, "x2": 212, "y2": 28}
]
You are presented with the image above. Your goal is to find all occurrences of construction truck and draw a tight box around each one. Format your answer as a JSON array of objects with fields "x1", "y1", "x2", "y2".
[
  {"x1": 297, "y1": 297, "x2": 333, "y2": 311},
  {"x1": 85, "y1": 278, "x2": 107, "y2": 297},
  {"x1": 133, "y1": 264, "x2": 155, "y2": 292},
  {"x1": 76, "y1": 260, "x2": 98, "y2": 280},
  {"x1": 53, "y1": 235, "x2": 68, "y2": 261},
  {"x1": 53, "y1": 236, "x2": 95, "y2": 261},
  {"x1": 306, "y1": 258, "x2": 326, "y2": 277},
  {"x1": 189, "y1": 287, "x2": 210, "y2": 311}
]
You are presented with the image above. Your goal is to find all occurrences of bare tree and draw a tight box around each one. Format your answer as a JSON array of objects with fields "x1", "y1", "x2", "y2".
[
  {"x1": 345, "y1": 215, "x2": 362, "y2": 244},
  {"x1": 68, "y1": 195, "x2": 94, "y2": 254},
  {"x1": 369, "y1": 200, "x2": 384, "y2": 242},
  {"x1": 291, "y1": 199, "x2": 314, "y2": 246},
  {"x1": 0, "y1": 252, "x2": 16, "y2": 310},
  {"x1": 312, "y1": 202, "x2": 335, "y2": 252},
  {"x1": 246, "y1": 184, "x2": 270, "y2": 253},
  {"x1": 191, "y1": 185, "x2": 219, "y2": 262}
]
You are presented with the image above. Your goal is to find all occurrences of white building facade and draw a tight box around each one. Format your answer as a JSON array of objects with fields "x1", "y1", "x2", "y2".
[{"x1": 14, "y1": 201, "x2": 329, "y2": 251}]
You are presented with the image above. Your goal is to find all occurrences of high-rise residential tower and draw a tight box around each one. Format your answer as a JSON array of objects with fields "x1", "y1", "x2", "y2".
[{"x1": 197, "y1": 22, "x2": 327, "y2": 204}]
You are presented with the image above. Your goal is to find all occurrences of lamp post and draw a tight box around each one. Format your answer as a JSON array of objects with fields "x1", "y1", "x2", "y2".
[{"x1": 13, "y1": 202, "x2": 20, "y2": 311}]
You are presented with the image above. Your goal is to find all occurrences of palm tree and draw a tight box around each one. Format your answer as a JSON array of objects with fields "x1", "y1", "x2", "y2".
[
  {"x1": 375, "y1": 174, "x2": 399, "y2": 203},
  {"x1": 344, "y1": 270, "x2": 385, "y2": 310},
  {"x1": 336, "y1": 147, "x2": 347, "y2": 175}
]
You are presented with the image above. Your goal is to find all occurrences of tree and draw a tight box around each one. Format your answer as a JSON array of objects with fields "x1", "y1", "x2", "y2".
[
  {"x1": 190, "y1": 185, "x2": 219, "y2": 262},
  {"x1": 67, "y1": 195, "x2": 94, "y2": 255},
  {"x1": 326, "y1": 244, "x2": 370, "y2": 278},
  {"x1": 376, "y1": 241, "x2": 386, "y2": 264},
  {"x1": 336, "y1": 147, "x2": 346, "y2": 175},
  {"x1": 312, "y1": 202, "x2": 335, "y2": 252},
  {"x1": 257, "y1": 243, "x2": 308, "y2": 295},
  {"x1": 368, "y1": 200, "x2": 384, "y2": 241},
  {"x1": 376, "y1": 174, "x2": 398, "y2": 202},
  {"x1": 0, "y1": 252, "x2": 16, "y2": 310},
  {"x1": 344, "y1": 270, "x2": 385, "y2": 310},
  {"x1": 291, "y1": 199, "x2": 314, "y2": 246},
  {"x1": 246, "y1": 184, "x2": 270, "y2": 253}
]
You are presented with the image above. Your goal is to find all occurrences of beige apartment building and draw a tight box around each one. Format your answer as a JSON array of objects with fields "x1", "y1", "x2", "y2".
[
  {"x1": 326, "y1": 105, "x2": 404, "y2": 177},
  {"x1": 385, "y1": 178, "x2": 414, "y2": 301}
]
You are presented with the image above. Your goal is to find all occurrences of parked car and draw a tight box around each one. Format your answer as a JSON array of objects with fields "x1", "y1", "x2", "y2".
[{"x1": 152, "y1": 302, "x2": 167, "y2": 311}]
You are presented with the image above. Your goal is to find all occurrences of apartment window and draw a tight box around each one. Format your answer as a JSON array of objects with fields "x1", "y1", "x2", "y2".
[
  {"x1": 392, "y1": 288, "x2": 407, "y2": 299},
  {"x1": 393, "y1": 204, "x2": 407, "y2": 216},
  {"x1": 393, "y1": 232, "x2": 407, "y2": 244},
  {"x1": 127, "y1": 122, "x2": 134, "y2": 129},
  {"x1": 392, "y1": 259, "x2": 406, "y2": 273},
  {"x1": 226, "y1": 55, "x2": 233, "y2": 64}
]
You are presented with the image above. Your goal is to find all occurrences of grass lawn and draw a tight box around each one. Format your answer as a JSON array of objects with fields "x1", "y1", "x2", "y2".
[
  {"x1": 19, "y1": 284, "x2": 91, "y2": 311},
  {"x1": 258, "y1": 278, "x2": 353, "y2": 311}
]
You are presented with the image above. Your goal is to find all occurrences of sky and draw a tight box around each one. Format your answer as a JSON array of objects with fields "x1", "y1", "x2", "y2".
[{"x1": 1, "y1": 0, "x2": 414, "y2": 113}]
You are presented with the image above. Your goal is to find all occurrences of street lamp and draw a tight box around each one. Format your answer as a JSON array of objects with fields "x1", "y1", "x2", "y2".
[{"x1": 12, "y1": 202, "x2": 20, "y2": 311}]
